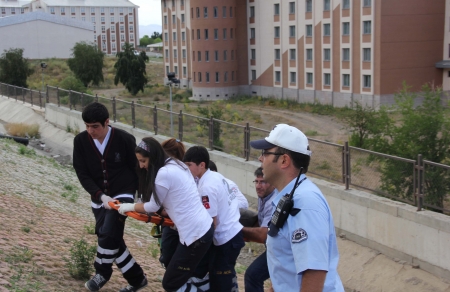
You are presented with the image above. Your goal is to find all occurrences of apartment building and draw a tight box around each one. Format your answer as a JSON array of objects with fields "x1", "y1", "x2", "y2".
[
  {"x1": 163, "y1": 0, "x2": 445, "y2": 107},
  {"x1": 0, "y1": 0, "x2": 139, "y2": 55}
]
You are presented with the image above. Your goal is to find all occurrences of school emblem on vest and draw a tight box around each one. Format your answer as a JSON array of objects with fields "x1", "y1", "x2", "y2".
[
  {"x1": 292, "y1": 228, "x2": 307, "y2": 243},
  {"x1": 202, "y1": 196, "x2": 210, "y2": 209},
  {"x1": 115, "y1": 152, "x2": 121, "y2": 162}
]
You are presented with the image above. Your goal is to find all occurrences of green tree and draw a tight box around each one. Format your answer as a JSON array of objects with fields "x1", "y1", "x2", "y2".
[
  {"x1": 139, "y1": 35, "x2": 152, "y2": 46},
  {"x1": 114, "y1": 43, "x2": 149, "y2": 96},
  {"x1": 67, "y1": 42, "x2": 104, "y2": 87},
  {"x1": 151, "y1": 31, "x2": 162, "y2": 39},
  {"x1": 350, "y1": 83, "x2": 450, "y2": 209},
  {"x1": 197, "y1": 104, "x2": 224, "y2": 150},
  {"x1": 0, "y1": 48, "x2": 33, "y2": 88}
]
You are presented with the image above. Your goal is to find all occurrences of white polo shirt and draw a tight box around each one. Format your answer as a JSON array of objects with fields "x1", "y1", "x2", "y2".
[
  {"x1": 198, "y1": 169, "x2": 243, "y2": 246},
  {"x1": 266, "y1": 175, "x2": 344, "y2": 291},
  {"x1": 224, "y1": 178, "x2": 249, "y2": 210},
  {"x1": 143, "y1": 160, "x2": 212, "y2": 246}
]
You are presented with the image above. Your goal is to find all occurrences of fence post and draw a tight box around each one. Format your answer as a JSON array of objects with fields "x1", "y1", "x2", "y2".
[
  {"x1": 30, "y1": 90, "x2": 33, "y2": 107},
  {"x1": 46, "y1": 85, "x2": 49, "y2": 103},
  {"x1": 415, "y1": 154, "x2": 424, "y2": 211},
  {"x1": 343, "y1": 142, "x2": 351, "y2": 190},
  {"x1": 6, "y1": 84, "x2": 9, "y2": 98},
  {"x1": 209, "y1": 116, "x2": 214, "y2": 150},
  {"x1": 95, "y1": 94, "x2": 98, "y2": 103},
  {"x1": 244, "y1": 123, "x2": 250, "y2": 161},
  {"x1": 153, "y1": 105, "x2": 158, "y2": 135},
  {"x1": 112, "y1": 97, "x2": 116, "y2": 122},
  {"x1": 57, "y1": 87, "x2": 60, "y2": 107},
  {"x1": 14, "y1": 86, "x2": 17, "y2": 102},
  {"x1": 81, "y1": 93, "x2": 84, "y2": 109},
  {"x1": 39, "y1": 90, "x2": 42, "y2": 109},
  {"x1": 69, "y1": 90, "x2": 72, "y2": 110},
  {"x1": 22, "y1": 87, "x2": 25, "y2": 104},
  {"x1": 178, "y1": 110, "x2": 183, "y2": 141},
  {"x1": 131, "y1": 101, "x2": 136, "y2": 128}
]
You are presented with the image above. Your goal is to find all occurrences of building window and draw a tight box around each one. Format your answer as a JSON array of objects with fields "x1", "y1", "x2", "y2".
[
  {"x1": 363, "y1": 48, "x2": 371, "y2": 61},
  {"x1": 50, "y1": 7, "x2": 55, "y2": 13},
  {"x1": 251, "y1": 70, "x2": 256, "y2": 80},
  {"x1": 205, "y1": 29, "x2": 209, "y2": 40},
  {"x1": 198, "y1": 51, "x2": 201, "y2": 61},
  {"x1": 174, "y1": 66, "x2": 178, "y2": 75},
  {"x1": 342, "y1": 48, "x2": 350, "y2": 61},
  {"x1": 204, "y1": 7, "x2": 208, "y2": 18},
  {"x1": 274, "y1": 26, "x2": 280, "y2": 38},
  {"x1": 110, "y1": 7, "x2": 115, "y2": 13},
  {"x1": 112, "y1": 43, "x2": 116, "y2": 50},
  {"x1": 343, "y1": 74, "x2": 350, "y2": 87},
  {"x1": 192, "y1": 51, "x2": 195, "y2": 61},
  {"x1": 250, "y1": 6, "x2": 255, "y2": 17},
  {"x1": 343, "y1": 0, "x2": 350, "y2": 9},
  {"x1": 363, "y1": 21, "x2": 371, "y2": 34},
  {"x1": 120, "y1": 25, "x2": 124, "y2": 31},
  {"x1": 363, "y1": 75, "x2": 371, "y2": 88},
  {"x1": 111, "y1": 17, "x2": 114, "y2": 22},
  {"x1": 92, "y1": 17, "x2": 95, "y2": 22},
  {"x1": 173, "y1": 32, "x2": 177, "y2": 41},
  {"x1": 306, "y1": 49, "x2": 313, "y2": 61},
  {"x1": 323, "y1": 23, "x2": 330, "y2": 36},
  {"x1": 182, "y1": 31, "x2": 185, "y2": 41},
  {"x1": 324, "y1": 49, "x2": 330, "y2": 61},
  {"x1": 324, "y1": 0, "x2": 330, "y2": 11},
  {"x1": 206, "y1": 72, "x2": 210, "y2": 83},
  {"x1": 172, "y1": 15, "x2": 175, "y2": 24},
  {"x1": 223, "y1": 28, "x2": 227, "y2": 39},
  {"x1": 198, "y1": 72, "x2": 202, "y2": 82},
  {"x1": 224, "y1": 50, "x2": 228, "y2": 61},
  {"x1": 306, "y1": 0, "x2": 312, "y2": 12},
  {"x1": 101, "y1": 7, "x2": 104, "y2": 13},
  {"x1": 289, "y1": 26, "x2": 296, "y2": 37},
  {"x1": 109, "y1": 25, "x2": 114, "y2": 31},
  {"x1": 101, "y1": 34, "x2": 106, "y2": 40},
  {"x1": 275, "y1": 49, "x2": 280, "y2": 60},
  {"x1": 214, "y1": 29, "x2": 219, "y2": 40},
  {"x1": 363, "y1": 0, "x2": 372, "y2": 7},
  {"x1": 197, "y1": 29, "x2": 201, "y2": 40},
  {"x1": 289, "y1": 49, "x2": 296, "y2": 60},
  {"x1": 324, "y1": 73, "x2": 331, "y2": 86},
  {"x1": 181, "y1": 0, "x2": 184, "y2": 6},
  {"x1": 91, "y1": 7, "x2": 95, "y2": 13},
  {"x1": 165, "y1": 49, "x2": 169, "y2": 57},
  {"x1": 306, "y1": 25, "x2": 313, "y2": 37},
  {"x1": 250, "y1": 28, "x2": 255, "y2": 39},
  {"x1": 172, "y1": 0, "x2": 175, "y2": 7},
  {"x1": 120, "y1": 16, "x2": 124, "y2": 22},
  {"x1": 289, "y1": 2, "x2": 295, "y2": 14},
  {"x1": 224, "y1": 72, "x2": 228, "y2": 82},
  {"x1": 112, "y1": 35, "x2": 115, "y2": 41},
  {"x1": 275, "y1": 71, "x2": 281, "y2": 82},
  {"x1": 290, "y1": 72, "x2": 296, "y2": 83},
  {"x1": 223, "y1": 6, "x2": 227, "y2": 17},
  {"x1": 214, "y1": 6, "x2": 218, "y2": 17},
  {"x1": 307, "y1": 73, "x2": 313, "y2": 84},
  {"x1": 274, "y1": 3, "x2": 280, "y2": 15},
  {"x1": 230, "y1": 7, "x2": 233, "y2": 17},
  {"x1": 214, "y1": 72, "x2": 219, "y2": 82},
  {"x1": 196, "y1": 7, "x2": 200, "y2": 18},
  {"x1": 215, "y1": 50, "x2": 219, "y2": 61},
  {"x1": 342, "y1": 22, "x2": 350, "y2": 35},
  {"x1": 181, "y1": 14, "x2": 185, "y2": 23},
  {"x1": 101, "y1": 17, "x2": 105, "y2": 22},
  {"x1": 251, "y1": 49, "x2": 256, "y2": 60},
  {"x1": 71, "y1": 7, "x2": 75, "y2": 13},
  {"x1": 183, "y1": 66, "x2": 186, "y2": 76},
  {"x1": 101, "y1": 26, "x2": 105, "y2": 32},
  {"x1": 205, "y1": 51, "x2": 209, "y2": 61},
  {"x1": 81, "y1": 7, "x2": 85, "y2": 13},
  {"x1": 61, "y1": 7, "x2": 65, "y2": 13},
  {"x1": 164, "y1": 32, "x2": 168, "y2": 40},
  {"x1": 82, "y1": 17, "x2": 86, "y2": 21}
]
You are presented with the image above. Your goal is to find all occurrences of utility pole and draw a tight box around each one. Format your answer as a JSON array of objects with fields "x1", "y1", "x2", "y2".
[{"x1": 166, "y1": 72, "x2": 180, "y2": 137}]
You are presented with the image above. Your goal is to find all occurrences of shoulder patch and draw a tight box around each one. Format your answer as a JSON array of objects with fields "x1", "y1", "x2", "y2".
[
  {"x1": 202, "y1": 196, "x2": 210, "y2": 209},
  {"x1": 292, "y1": 228, "x2": 308, "y2": 243}
]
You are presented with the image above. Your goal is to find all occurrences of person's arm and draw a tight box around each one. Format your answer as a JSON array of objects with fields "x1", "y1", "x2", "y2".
[
  {"x1": 300, "y1": 269, "x2": 327, "y2": 292},
  {"x1": 212, "y1": 216, "x2": 218, "y2": 229},
  {"x1": 242, "y1": 227, "x2": 267, "y2": 243}
]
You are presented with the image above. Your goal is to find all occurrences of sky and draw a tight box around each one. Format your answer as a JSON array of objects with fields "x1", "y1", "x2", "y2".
[{"x1": 132, "y1": 0, "x2": 162, "y2": 26}]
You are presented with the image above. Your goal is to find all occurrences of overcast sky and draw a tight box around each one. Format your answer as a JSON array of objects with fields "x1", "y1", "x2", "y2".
[{"x1": 132, "y1": 0, "x2": 162, "y2": 26}]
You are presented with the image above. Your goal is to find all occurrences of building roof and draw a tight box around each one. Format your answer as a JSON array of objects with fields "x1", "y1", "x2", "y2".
[
  {"x1": 0, "y1": 10, "x2": 93, "y2": 30},
  {"x1": 40, "y1": 0, "x2": 138, "y2": 8},
  {"x1": 0, "y1": 0, "x2": 31, "y2": 8},
  {"x1": 147, "y1": 42, "x2": 163, "y2": 48}
]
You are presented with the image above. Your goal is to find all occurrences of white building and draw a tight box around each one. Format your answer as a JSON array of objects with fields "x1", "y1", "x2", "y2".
[
  {"x1": 0, "y1": 11, "x2": 93, "y2": 59},
  {"x1": 0, "y1": 0, "x2": 139, "y2": 55}
]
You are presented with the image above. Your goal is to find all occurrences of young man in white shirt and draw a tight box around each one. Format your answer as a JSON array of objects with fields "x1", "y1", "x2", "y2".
[{"x1": 184, "y1": 146, "x2": 244, "y2": 292}]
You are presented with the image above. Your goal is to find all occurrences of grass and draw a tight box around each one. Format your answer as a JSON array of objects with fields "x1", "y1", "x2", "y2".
[{"x1": 5, "y1": 123, "x2": 40, "y2": 138}]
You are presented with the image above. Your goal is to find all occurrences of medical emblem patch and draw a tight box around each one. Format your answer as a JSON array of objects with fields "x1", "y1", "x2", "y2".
[{"x1": 292, "y1": 228, "x2": 308, "y2": 243}]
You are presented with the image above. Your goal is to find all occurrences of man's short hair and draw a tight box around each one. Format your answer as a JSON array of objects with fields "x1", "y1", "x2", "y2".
[
  {"x1": 209, "y1": 160, "x2": 218, "y2": 172},
  {"x1": 254, "y1": 167, "x2": 263, "y2": 177},
  {"x1": 82, "y1": 102, "x2": 109, "y2": 126},
  {"x1": 183, "y1": 145, "x2": 210, "y2": 167},
  {"x1": 276, "y1": 147, "x2": 310, "y2": 173}
]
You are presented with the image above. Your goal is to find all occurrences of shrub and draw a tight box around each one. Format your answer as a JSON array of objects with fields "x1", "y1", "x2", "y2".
[
  {"x1": 5, "y1": 123, "x2": 39, "y2": 138},
  {"x1": 65, "y1": 238, "x2": 96, "y2": 280}
]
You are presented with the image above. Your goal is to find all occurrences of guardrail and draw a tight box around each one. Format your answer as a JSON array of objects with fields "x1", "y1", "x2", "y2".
[{"x1": 1, "y1": 82, "x2": 449, "y2": 214}]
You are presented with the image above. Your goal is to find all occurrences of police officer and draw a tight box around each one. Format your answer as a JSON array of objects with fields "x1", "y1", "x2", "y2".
[{"x1": 250, "y1": 124, "x2": 344, "y2": 292}]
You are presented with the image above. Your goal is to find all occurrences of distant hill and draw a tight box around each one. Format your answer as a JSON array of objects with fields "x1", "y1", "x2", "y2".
[{"x1": 139, "y1": 24, "x2": 162, "y2": 38}]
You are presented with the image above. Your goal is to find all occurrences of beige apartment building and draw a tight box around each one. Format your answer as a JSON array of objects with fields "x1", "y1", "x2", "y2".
[
  {"x1": 163, "y1": 0, "x2": 445, "y2": 107},
  {"x1": 0, "y1": 0, "x2": 139, "y2": 55}
]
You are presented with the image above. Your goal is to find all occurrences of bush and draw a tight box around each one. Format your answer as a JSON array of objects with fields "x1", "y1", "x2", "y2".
[
  {"x1": 5, "y1": 123, "x2": 39, "y2": 138},
  {"x1": 65, "y1": 238, "x2": 97, "y2": 280}
]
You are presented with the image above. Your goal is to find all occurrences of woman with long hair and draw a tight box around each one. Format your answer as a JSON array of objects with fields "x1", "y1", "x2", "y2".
[{"x1": 118, "y1": 137, "x2": 213, "y2": 292}]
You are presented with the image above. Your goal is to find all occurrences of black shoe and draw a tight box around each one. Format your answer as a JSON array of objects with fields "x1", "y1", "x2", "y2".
[
  {"x1": 85, "y1": 274, "x2": 107, "y2": 291},
  {"x1": 119, "y1": 276, "x2": 148, "y2": 292}
]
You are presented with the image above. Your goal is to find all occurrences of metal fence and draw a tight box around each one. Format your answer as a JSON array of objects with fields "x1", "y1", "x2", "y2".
[{"x1": 1, "y1": 82, "x2": 450, "y2": 214}]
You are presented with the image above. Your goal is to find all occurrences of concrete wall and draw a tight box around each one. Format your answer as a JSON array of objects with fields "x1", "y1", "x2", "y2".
[
  {"x1": 44, "y1": 102, "x2": 450, "y2": 280},
  {"x1": 0, "y1": 20, "x2": 92, "y2": 59}
]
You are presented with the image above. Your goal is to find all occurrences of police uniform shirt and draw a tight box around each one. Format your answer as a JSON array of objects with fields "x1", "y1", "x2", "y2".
[
  {"x1": 197, "y1": 169, "x2": 243, "y2": 246},
  {"x1": 266, "y1": 174, "x2": 344, "y2": 292},
  {"x1": 143, "y1": 160, "x2": 212, "y2": 246},
  {"x1": 258, "y1": 189, "x2": 277, "y2": 227}
]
